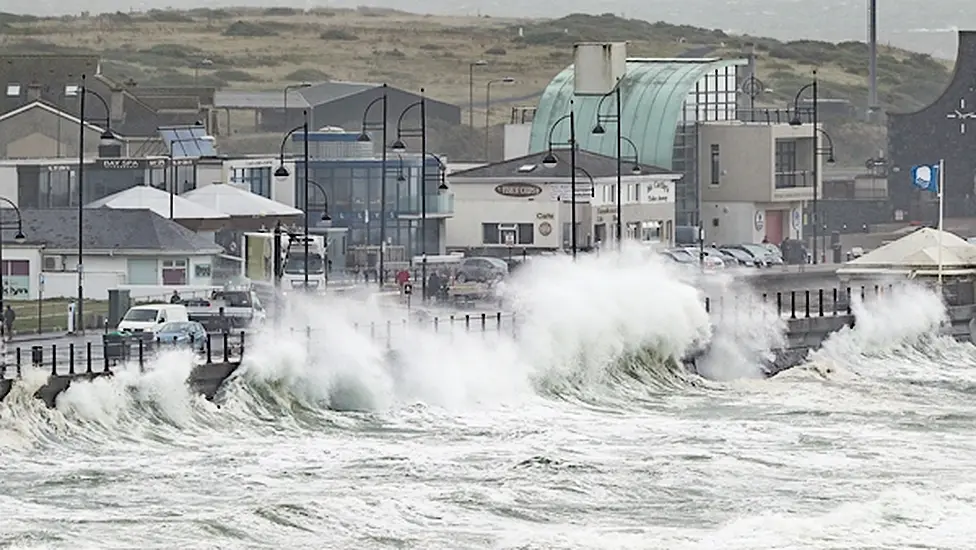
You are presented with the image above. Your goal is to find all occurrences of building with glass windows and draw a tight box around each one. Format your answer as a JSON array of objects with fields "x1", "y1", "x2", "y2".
[
  {"x1": 528, "y1": 55, "x2": 818, "y2": 247},
  {"x1": 290, "y1": 131, "x2": 453, "y2": 271}
]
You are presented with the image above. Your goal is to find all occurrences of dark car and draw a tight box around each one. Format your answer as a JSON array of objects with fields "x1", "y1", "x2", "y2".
[
  {"x1": 720, "y1": 247, "x2": 762, "y2": 267},
  {"x1": 456, "y1": 257, "x2": 509, "y2": 283},
  {"x1": 155, "y1": 321, "x2": 208, "y2": 352}
]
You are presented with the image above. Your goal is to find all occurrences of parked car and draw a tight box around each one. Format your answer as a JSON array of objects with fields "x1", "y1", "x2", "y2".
[
  {"x1": 681, "y1": 247, "x2": 725, "y2": 270},
  {"x1": 662, "y1": 248, "x2": 697, "y2": 265},
  {"x1": 719, "y1": 247, "x2": 762, "y2": 267},
  {"x1": 117, "y1": 304, "x2": 190, "y2": 335},
  {"x1": 456, "y1": 257, "x2": 509, "y2": 283},
  {"x1": 155, "y1": 321, "x2": 208, "y2": 352}
]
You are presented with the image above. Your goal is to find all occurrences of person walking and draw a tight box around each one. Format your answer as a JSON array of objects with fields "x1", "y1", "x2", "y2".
[{"x1": 4, "y1": 305, "x2": 15, "y2": 342}]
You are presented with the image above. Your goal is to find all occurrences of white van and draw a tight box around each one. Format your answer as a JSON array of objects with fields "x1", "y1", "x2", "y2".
[{"x1": 117, "y1": 304, "x2": 190, "y2": 334}]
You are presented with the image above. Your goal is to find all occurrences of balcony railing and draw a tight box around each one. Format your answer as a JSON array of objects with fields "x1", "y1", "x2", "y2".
[{"x1": 395, "y1": 194, "x2": 454, "y2": 216}]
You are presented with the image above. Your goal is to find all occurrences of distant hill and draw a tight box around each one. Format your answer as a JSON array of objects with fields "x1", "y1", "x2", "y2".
[{"x1": 0, "y1": 7, "x2": 953, "y2": 162}]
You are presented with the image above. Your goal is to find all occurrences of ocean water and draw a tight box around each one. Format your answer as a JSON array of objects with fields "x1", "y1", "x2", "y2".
[
  {"x1": 1, "y1": 248, "x2": 974, "y2": 549},
  {"x1": 12, "y1": 0, "x2": 969, "y2": 58}
]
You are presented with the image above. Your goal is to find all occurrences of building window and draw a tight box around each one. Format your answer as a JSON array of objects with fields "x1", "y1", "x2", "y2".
[
  {"x1": 126, "y1": 259, "x2": 157, "y2": 285},
  {"x1": 230, "y1": 167, "x2": 270, "y2": 197},
  {"x1": 2, "y1": 260, "x2": 29, "y2": 297},
  {"x1": 641, "y1": 221, "x2": 662, "y2": 242},
  {"x1": 194, "y1": 263, "x2": 212, "y2": 278},
  {"x1": 710, "y1": 144, "x2": 720, "y2": 185},
  {"x1": 5, "y1": 84, "x2": 20, "y2": 97},
  {"x1": 39, "y1": 169, "x2": 76, "y2": 208},
  {"x1": 161, "y1": 259, "x2": 188, "y2": 285},
  {"x1": 482, "y1": 222, "x2": 534, "y2": 245},
  {"x1": 775, "y1": 140, "x2": 798, "y2": 188}
]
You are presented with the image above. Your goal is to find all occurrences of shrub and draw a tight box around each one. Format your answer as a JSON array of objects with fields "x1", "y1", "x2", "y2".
[
  {"x1": 284, "y1": 68, "x2": 331, "y2": 82},
  {"x1": 146, "y1": 10, "x2": 194, "y2": 23},
  {"x1": 223, "y1": 20, "x2": 278, "y2": 37},
  {"x1": 263, "y1": 7, "x2": 297, "y2": 16},
  {"x1": 485, "y1": 46, "x2": 506, "y2": 56},
  {"x1": 213, "y1": 69, "x2": 258, "y2": 82},
  {"x1": 418, "y1": 43, "x2": 442, "y2": 51},
  {"x1": 320, "y1": 28, "x2": 358, "y2": 41}
]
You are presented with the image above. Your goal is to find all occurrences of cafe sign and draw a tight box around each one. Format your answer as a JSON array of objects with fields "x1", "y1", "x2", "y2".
[
  {"x1": 494, "y1": 182, "x2": 542, "y2": 198},
  {"x1": 645, "y1": 179, "x2": 674, "y2": 204}
]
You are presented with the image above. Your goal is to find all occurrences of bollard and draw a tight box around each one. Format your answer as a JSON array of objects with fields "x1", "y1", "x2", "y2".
[
  {"x1": 832, "y1": 288, "x2": 838, "y2": 316},
  {"x1": 804, "y1": 290, "x2": 810, "y2": 318},
  {"x1": 103, "y1": 339, "x2": 110, "y2": 372},
  {"x1": 874, "y1": 284, "x2": 879, "y2": 296},
  {"x1": 790, "y1": 291, "x2": 796, "y2": 319},
  {"x1": 846, "y1": 287, "x2": 852, "y2": 315},
  {"x1": 69, "y1": 343, "x2": 75, "y2": 375},
  {"x1": 496, "y1": 312, "x2": 502, "y2": 331},
  {"x1": 776, "y1": 292, "x2": 782, "y2": 315},
  {"x1": 16, "y1": 347, "x2": 21, "y2": 377},
  {"x1": 386, "y1": 320, "x2": 392, "y2": 349},
  {"x1": 818, "y1": 289, "x2": 824, "y2": 317},
  {"x1": 223, "y1": 332, "x2": 230, "y2": 362},
  {"x1": 138, "y1": 339, "x2": 144, "y2": 372},
  {"x1": 240, "y1": 331, "x2": 246, "y2": 357},
  {"x1": 206, "y1": 334, "x2": 213, "y2": 363},
  {"x1": 31, "y1": 345, "x2": 42, "y2": 368},
  {"x1": 481, "y1": 313, "x2": 486, "y2": 334},
  {"x1": 761, "y1": 293, "x2": 767, "y2": 304},
  {"x1": 465, "y1": 314, "x2": 471, "y2": 332},
  {"x1": 51, "y1": 344, "x2": 57, "y2": 375},
  {"x1": 860, "y1": 286, "x2": 865, "y2": 301},
  {"x1": 86, "y1": 341, "x2": 93, "y2": 374},
  {"x1": 433, "y1": 317, "x2": 439, "y2": 332},
  {"x1": 705, "y1": 297, "x2": 710, "y2": 313}
]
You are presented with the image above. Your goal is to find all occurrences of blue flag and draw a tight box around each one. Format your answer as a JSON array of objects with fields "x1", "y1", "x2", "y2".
[{"x1": 911, "y1": 164, "x2": 939, "y2": 193}]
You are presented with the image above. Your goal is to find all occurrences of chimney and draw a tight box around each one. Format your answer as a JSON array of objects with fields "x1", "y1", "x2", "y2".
[{"x1": 26, "y1": 82, "x2": 41, "y2": 102}]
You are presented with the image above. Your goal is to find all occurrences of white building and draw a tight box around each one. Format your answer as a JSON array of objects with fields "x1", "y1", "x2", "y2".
[
  {"x1": 5, "y1": 207, "x2": 222, "y2": 301},
  {"x1": 446, "y1": 150, "x2": 682, "y2": 254}
]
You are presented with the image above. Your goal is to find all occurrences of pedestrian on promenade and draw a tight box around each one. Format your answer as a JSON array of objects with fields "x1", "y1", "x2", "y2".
[{"x1": 4, "y1": 305, "x2": 15, "y2": 341}]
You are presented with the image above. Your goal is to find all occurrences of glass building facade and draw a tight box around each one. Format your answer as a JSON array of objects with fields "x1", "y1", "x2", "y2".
[
  {"x1": 16, "y1": 158, "x2": 198, "y2": 208},
  {"x1": 292, "y1": 132, "x2": 451, "y2": 268}
]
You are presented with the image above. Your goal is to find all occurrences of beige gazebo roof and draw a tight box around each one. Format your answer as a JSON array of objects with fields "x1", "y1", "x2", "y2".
[{"x1": 838, "y1": 227, "x2": 976, "y2": 277}]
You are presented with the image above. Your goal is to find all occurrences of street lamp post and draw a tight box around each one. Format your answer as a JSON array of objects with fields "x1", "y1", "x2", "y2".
[
  {"x1": 274, "y1": 110, "x2": 311, "y2": 290},
  {"x1": 74, "y1": 74, "x2": 117, "y2": 335},
  {"x1": 485, "y1": 77, "x2": 515, "y2": 161},
  {"x1": 390, "y1": 90, "x2": 429, "y2": 300},
  {"x1": 790, "y1": 70, "x2": 819, "y2": 263},
  {"x1": 283, "y1": 83, "x2": 310, "y2": 131},
  {"x1": 593, "y1": 83, "x2": 642, "y2": 249},
  {"x1": 468, "y1": 60, "x2": 487, "y2": 128},
  {"x1": 0, "y1": 197, "x2": 26, "y2": 340},
  {"x1": 541, "y1": 100, "x2": 578, "y2": 258},
  {"x1": 357, "y1": 84, "x2": 389, "y2": 288}
]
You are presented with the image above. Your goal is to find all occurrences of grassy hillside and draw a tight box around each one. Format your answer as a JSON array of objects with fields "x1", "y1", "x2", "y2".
[{"x1": 0, "y1": 8, "x2": 953, "y2": 163}]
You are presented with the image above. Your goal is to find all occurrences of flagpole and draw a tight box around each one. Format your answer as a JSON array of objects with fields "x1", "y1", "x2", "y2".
[{"x1": 938, "y1": 158, "x2": 945, "y2": 290}]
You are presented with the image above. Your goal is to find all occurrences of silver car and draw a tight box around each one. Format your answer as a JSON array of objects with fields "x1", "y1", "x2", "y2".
[{"x1": 456, "y1": 257, "x2": 509, "y2": 283}]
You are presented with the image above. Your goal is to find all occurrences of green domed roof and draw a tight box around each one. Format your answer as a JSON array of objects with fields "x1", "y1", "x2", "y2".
[{"x1": 528, "y1": 58, "x2": 746, "y2": 169}]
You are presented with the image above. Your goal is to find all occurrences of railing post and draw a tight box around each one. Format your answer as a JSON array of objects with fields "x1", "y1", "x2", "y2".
[
  {"x1": 481, "y1": 313, "x2": 486, "y2": 335},
  {"x1": 512, "y1": 313, "x2": 518, "y2": 340},
  {"x1": 69, "y1": 343, "x2": 75, "y2": 375},
  {"x1": 804, "y1": 290, "x2": 810, "y2": 318},
  {"x1": 51, "y1": 344, "x2": 57, "y2": 375},
  {"x1": 860, "y1": 285, "x2": 865, "y2": 302},
  {"x1": 240, "y1": 330, "x2": 246, "y2": 357},
  {"x1": 86, "y1": 341, "x2": 93, "y2": 374},
  {"x1": 206, "y1": 334, "x2": 213, "y2": 363},
  {"x1": 465, "y1": 314, "x2": 470, "y2": 332},
  {"x1": 776, "y1": 292, "x2": 782, "y2": 316},
  {"x1": 433, "y1": 317, "x2": 439, "y2": 332},
  {"x1": 705, "y1": 297, "x2": 710, "y2": 313},
  {"x1": 818, "y1": 288, "x2": 824, "y2": 317},
  {"x1": 386, "y1": 320, "x2": 392, "y2": 349},
  {"x1": 790, "y1": 291, "x2": 796, "y2": 319},
  {"x1": 16, "y1": 347, "x2": 21, "y2": 377},
  {"x1": 832, "y1": 288, "x2": 838, "y2": 316},
  {"x1": 103, "y1": 339, "x2": 110, "y2": 372},
  {"x1": 370, "y1": 322, "x2": 376, "y2": 339},
  {"x1": 223, "y1": 332, "x2": 230, "y2": 362},
  {"x1": 496, "y1": 312, "x2": 502, "y2": 331},
  {"x1": 846, "y1": 287, "x2": 852, "y2": 315},
  {"x1": 138, "y1": 338, "x2": 144, "y2": 373}
]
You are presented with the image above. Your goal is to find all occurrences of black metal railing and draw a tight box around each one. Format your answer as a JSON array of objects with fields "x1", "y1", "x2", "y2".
[
  {"x1": 703, "y1": 284, "x2": 902, "y2": 319},
  {"x1": 0, "y1": 331, "x2": 247, "y2": 379}
]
